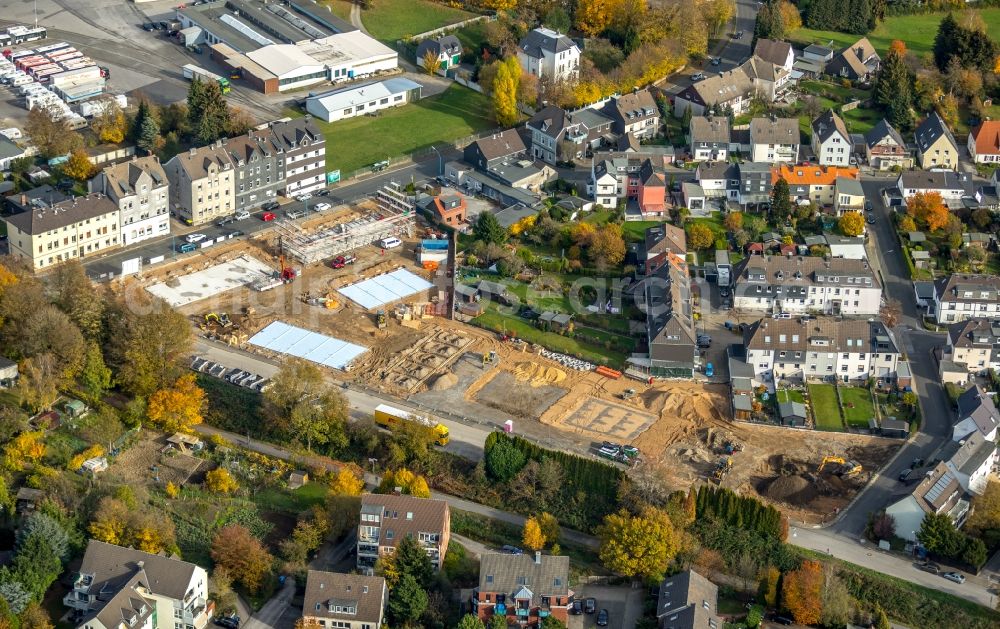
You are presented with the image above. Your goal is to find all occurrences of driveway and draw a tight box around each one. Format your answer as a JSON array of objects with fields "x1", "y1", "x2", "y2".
[{"x1": 568, "y1": 584, "x2": 645, "y2": 629}]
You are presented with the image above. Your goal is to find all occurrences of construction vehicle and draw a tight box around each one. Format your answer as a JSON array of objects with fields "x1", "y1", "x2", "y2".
[
  {"x1": 376, "y1": 309, "x2": 388, "y2": 329},
  {"x1": 482, "y1": 350, "x2": 497, "y2": 367},
  {"x1": 712, "y1": 457, "x2": 733, "y2": 481},
  {"x1": 620, "y1": 388, "x2": 636, "y2": 400},
  {"x1": 373, "y1": 404, "x2": 449, "y2": 446},
  {"x1": 205, "y1": 313, "x2": 232, "y2": 328},
  {"x1": 723, "y1": 440, "x2": 744, "y2": 455},
  {"x1": 819, "y1": 456, "x2": 863, "y2": 477}
]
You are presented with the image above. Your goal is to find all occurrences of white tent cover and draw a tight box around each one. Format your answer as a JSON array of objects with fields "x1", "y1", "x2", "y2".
[
  {"x1": 248, "y1": 321, "x2": 367, "y2": 370},
  {"x1": 337, "y1": 268, "x2": 434, "y2": 309}
]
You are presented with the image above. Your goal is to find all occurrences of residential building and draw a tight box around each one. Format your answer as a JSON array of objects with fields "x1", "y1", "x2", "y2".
[
  {"x1": 415, "y1": 34, "x2": 462, "y2": 72},
  {"x1": 164, "y1": 143, "x2": 235, "y2": 226},
  {"x1": 772, "y1": 164, "x2": 859, "y2": 206},
  {"x1": 356, "y1": 493, "x2": 450, "y2": 571},
  {"x1": 834, "y1": 177, "x2": 865, "y2": 215},
  {"x1": 694, "y1": 161, "x2": 737, "y2": 202},
  {"x1": 953, "y1": 385, "x2": 999, "y2": 442},
  {"x1": 802, "y1": 44, "x2": 834, "y2": 64},
  {"x1": 897, "y1": 171, "x2": 970, "y2": 208},
  {"x1": 526, "y1": 105, "x2": 611, "y2": 165},
  {"x1": 304, "y1": 78, "x2": 422, "y2": 122},
  {"x1": 629, "y1": 159, "x2": 667, "y2": 217},
  {"x1": 3, "y1": 193, "x2": 121, "y2": 270},
  {"x1": 464, "y1": 129, "x2": 527, "y2": 172},
  {"x1": 932, "y1": 274, "x2": 1000, "y2": 323},
  {"x1": 418, "y1": 190, "x2": 467, "y2": 226},
  {"x1": 811, "y1": 109, "x2": 852, "y2": 166},
  {"x1": 0, "y1": 134, "x2": 26, "y2": 171},
  {"x1": 750, "y1": 116, "x2": 800, "y2": 163},
  {"x1": 65, "y1": 540, "x2": 211, "y2": 629},
  {"x1": 90, "y1": 156, "x2": 169, "y2": 246},
  {"x1": 672, "y1": 56, "x2": 788, "y2": 118},
  {"x1": 940, "y1": 431, "x2": 998, "y2": 496},
  {"x1": 642, "y1": 223, "x2": 687, "y2": 275},
  {"x1": 944, "y1": 318, "x2": 1000, "y2": 375},
  {"x1": 967, "y1": 120, "x2": 1000, "y2": 164},
  {"x1": 736, "y1": 162, "x2": 772, "y2": 208},
  {"x1": 226, "y1": 132, "x2": 283, "y2": 212},
  {"x1": 826, "y1": 234, "x2": 866, "y2": 259},
  {"x1": 642, "y1": 252, "x2": 697, "y2": 377},
  {"x1": 826, "y1": 37, "x2": 880, "y2": 81},
  {"x1": 472, "y1": 552, "x2": 572, "y2": 627},
  {"x1": 752, "y1": 39, "x2": 794, "y2": 73},
  {"x1": 589, "y1": 154, "x2": 661, "y2": 209},
  {"x1": 732, "y1": 255, "x2": 881, "y2": 315},
  {"x1": 885, "y1": 462, "x2": 969, "y2": 543},
  {"x1": 266, "y1": 117, "x2": 325, "y2": 196},
  {"x1": 517, "y1": 27, "x2": 579, "y2": 82},
  {"x1": 689, "y1": 116, "x2": 730, "y2": 161},
  {"x1": 915, "y1": 112, "x2": 959, "y2": 170},
  {"x1": 743, "y1": 317, "x2": 900, "y2": 384},
  {"x1": 602, "y1": 89, "x2": 660, "y2": 141},
  {"x1": 655, "y1": 569, "x2": 721, "y2": 629},
  {"x1": 302, "y1": 570, "x2": 386, "y2": 629},
  {"x1": 865, "y1": 119, "x2": 913, "y2": 170}
]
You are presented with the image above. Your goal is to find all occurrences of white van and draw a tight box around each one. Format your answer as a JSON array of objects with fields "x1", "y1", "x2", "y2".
[
  {"x1": 379, "y1": 237, "x2": 402, "y2": 249},
  {"x1": 11, "y1": 74, "x2": 34, "y2": 87}
]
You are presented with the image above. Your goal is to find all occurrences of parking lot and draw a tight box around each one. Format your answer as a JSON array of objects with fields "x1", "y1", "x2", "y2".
[{"x1": 568, "y1": 584, "x2": 645, "y2": 629}]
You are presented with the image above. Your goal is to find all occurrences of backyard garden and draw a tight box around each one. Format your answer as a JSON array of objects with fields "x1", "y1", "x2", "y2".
[{"x1": 807, "y1": 382, "x2": 878, "y2": 431}]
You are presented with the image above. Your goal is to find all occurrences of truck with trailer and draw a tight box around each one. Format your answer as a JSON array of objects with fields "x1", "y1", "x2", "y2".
[
  {"x1": 373, "y1": 404, "x2": 450, "y2": 446},
  {"x1": 181, "y1": 64, "x2": 230, "y2": 94},
  {"x1": 716, "y1": 249, "x2": 731, "y2": 288}
]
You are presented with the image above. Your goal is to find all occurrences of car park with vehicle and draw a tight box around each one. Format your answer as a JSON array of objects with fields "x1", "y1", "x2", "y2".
[
  {"x1": 296, "y1": 193, "x2": 312, "y2": 201},
  {"x1": 313, "y1": 202, "x2": 331, "y2": 212},
  {"x1": 571, "y1": 599, "x2": 583, "y2": 615},
  {"x1": 262, "y1": 211, "x2": 276, "y2": 221},
  {"x1": 380, "y1": 237, "x2": 402, "y2": 249},
  {"x1": 331, "y1": 255, "x2": 357, "y2": 269},
  {"x1": 584, "y1": 598, "x2": 596, "y2": 614},
  {"x1": 235, "y1": 210, "x2": 251, "y2": 220},
  {"x1": 500, "y1": 545, "x2": 523, "y2": 555},
  {"x1": 942, "y1": 572, "x2": 965, "y2": 584},
  {"x1": 185, "y1": 233, "x2": 206, "y2": 243},
  {"x1": 262, "y1": 201, "x2": 280, "y2": 211},
  {"x1": 597, "y1": 609, "x2": 609, "y2": 626},
  {"x1": 918, "y1": 562, "x2": 940, "y2": 574}
]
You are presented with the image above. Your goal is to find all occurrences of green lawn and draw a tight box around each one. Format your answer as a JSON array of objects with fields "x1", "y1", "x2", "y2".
[
  {"x1": 776, "y1": 389, "x2": 806, "y2": 404},
  {"x1": 798, "y1": 80, "x2": 880, "y2": 134},
  {"x1": 839, "y1": 386, "x2": 876, "y2": 428},
  {"x1": 318, "y1": 0, "x2": 353, "y2": 22},
  {"x1": 790, "y1": 8, "x2": 1000, "y2": 56},
  {"x1": 253, "y1": 482, "x2": 329, "y2": 514},
  {"x1": 293, "y1": 84, "x2": 492, "y2": 175},
  {"x1": 474, "y1": 304, "x2": 627, "y2": 367},
  {"x1": 807, "y1": 383, "x2": 844, "y2": 431},
  {"x1": 360, "y1": 0, "x2": 475, "y2": 43},
  {"x1": 622, "y1": 220, "x2": 665, "y2": 242},
  {"x1": 454, "y1": 20, "x2": 489, "y2": 56}
]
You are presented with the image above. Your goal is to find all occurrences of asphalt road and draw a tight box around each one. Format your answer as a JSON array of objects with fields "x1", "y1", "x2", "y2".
[
  {"x1": 826, "y1": 178, "x2": 952, "y2": 537},
  {"x1": 661, "y1": 0, "x2": 759, "y2": 94}
]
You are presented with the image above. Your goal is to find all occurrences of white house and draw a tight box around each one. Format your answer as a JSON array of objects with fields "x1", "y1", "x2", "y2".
[
  {"x1": 941, "y1": 431, "x2": 998, "y2": 496},
  {"x1": 517, "y1": 28, "x2": 579, "y2": 82},
  {"x1": 749, "y1": 116, "x2": 800, "y2": 163},
  {"x1": 952, "y1": 385, "x2": 999, "y2": 442},
  {"x1": 811, "y1": 109, "x2": 851, "y2": 166},
  {"x1": 90, "y1": 156, "x2": 170, "y2": 247},
  {"x1": 897, "y1": 171, "x2": 970, "y2": 208},
  {"x1": 732, "y1": 255, "x2": 882, "y2": 316},
  {"x1": 305, "y1": 78, "x2": 422, "y2": 122},
  {"x1": 944, "y1": 318, "x2": 1000, "y2": 375},
  {"x1": 66, "y1": 540, "x2": 212, "y2": 629},
  {"x1": 752, "y1": 39, "x2": 794, "y2": 73},
  {"x1": 968, "y1": 121, "x2": 1000, "y2": 164},
  {"x1": 885, "y1": 462, "x2": 969, "y2": 543},
  {"x1": 825, "y1": 234, "x2": 866, "y2": 260},
  {"x1": 932, "y1": 274, "x2": 1000, "y2": 323},
  {"x1": 689, "y1": 116, "x2": 730, "y2": 161}
]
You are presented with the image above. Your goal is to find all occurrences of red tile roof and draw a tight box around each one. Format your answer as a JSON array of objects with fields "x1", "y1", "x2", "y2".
[{"x1": 971, "y1": 121, "x2": 1000, "y2": 156}]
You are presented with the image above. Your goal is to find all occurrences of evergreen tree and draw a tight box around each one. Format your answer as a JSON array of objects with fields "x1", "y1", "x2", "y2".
[
  {"x1": 187, "y1": 78, "x2": 230, "y2": 145},
  {"x1": 933, "y1": 13, "x2": 960, "y2": 71},
  {"x1": 874, "y1": 44, "x2": 914, "y2": 130},
  {"x1": 130, "y1": 100, "x2": 150, "y2": 143},
  {"x1": 386, "y1": 574, "x2": 427, "y2": 627},
  {"x1": 473, "y1": 211, "x2": 508, "y2": 245},
  {"x1": 137, "y1": 115, "x2": 160, "y2": 155},
  {"x1": 770, "y1": 178, "x2": 792, "y2": 223},
  {"x1": 393, "y1": 536, "x2": 434, "y2": 589},
  {"x1": 753, "y1": 1, "x2": 785, "y2": 45}
]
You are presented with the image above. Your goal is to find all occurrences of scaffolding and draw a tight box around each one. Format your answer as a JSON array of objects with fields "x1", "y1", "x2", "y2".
[{"x1": 272, "y1": 189, "x2": 414, "y2": 265}]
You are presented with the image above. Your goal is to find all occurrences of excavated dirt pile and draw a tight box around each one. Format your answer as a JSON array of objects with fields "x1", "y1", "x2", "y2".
[
  {"x1": 766, "y1": 475, "x2": 818, "y2": 505},
  {"x1": 511, "y1": 362, "x2": 567, "y2": 387}
]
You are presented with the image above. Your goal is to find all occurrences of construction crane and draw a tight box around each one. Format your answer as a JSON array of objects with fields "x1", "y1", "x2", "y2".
[{"x1": 819, "y1": 455, "x2": 863, "y2": 476}]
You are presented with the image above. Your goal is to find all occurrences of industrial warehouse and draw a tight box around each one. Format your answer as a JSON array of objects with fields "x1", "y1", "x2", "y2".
[{"x1": 176, "y1": 0, "x2": 398, "y2": 93}]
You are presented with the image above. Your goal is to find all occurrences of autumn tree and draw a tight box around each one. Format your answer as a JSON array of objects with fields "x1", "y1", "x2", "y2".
[
  {"x1": 61, "y1": 148, "x2": 96, "y2": 181},
  {"x1": 724, "y1": 211, "x2": 743, "y2": 232},
  {"x1": 686, "y1": 223, "x2": 714, "y2": 250},
  {"x1": 598, "y1": 507, "x2": 679, "y2": 581},
  {"x1": 905, "y1": 191, "x2": 946, "y2": 230},
  {"x1": 759, "y1": 565, "x2": 780, "y2": 607},
  {"x1": 968, "y1": 479, "x2": 1000, "y2": 535},
  {"x1": 522, "y1": 517, "x2": 546, "y2": 551},
  {"x1": 25, "y1": 107, "x2": 80, "y2": 158},
  {"x1": 838, "y1": 211, "x2": 865, "y2": 237},
  {"x1": 329, "y1": 468, "x2": 365, "y2": 496},
  {"x1": 3, "y1": 431, "x2": 45, "y2": 470},
  {"x1": 79, "y1": 341, "x2": 113, "y2": 403},
  {"x1": 17, "y1": 355, "x2": 61, "y2": 414},
  {"x1": 702, "y1": 0, "x2": 735, "y2": 37},
  {"x1": 422, "y1": 49, "x2": 442, "y2": 75},
  {"x1": 874, "y1": 604, "x2": 891, "y2": 629},
  {"x1": 205, "y1": 468, "x2": 239, "y2": 494},
  {"x1": 782, "y1": 560, "x2": 824, "y2": 625},
  {"x1": 280, "y1": 520, "x2": 323, "y2": 564},
  {"x1": 455, "y1": 615, "x2": 485, "y2": 629},
  {"x1": 89, "y1": 496, "x2": 176, "y2": 553},
  {"x1": 263, "y1": 358, "x2": 348, "y2": 452},
  {"x1": 226, "y1": 107, "x2": 256, "y2": 137},
  {"x1": 538, "y1": 512, "x2": 560, "y2": 546},
  {"x1": 212, "y1": 525, "x2": 273, "y2": 592},
  {"x1": 575, "y1": 0, "x2": 618, "y2": 36},
  {"x1": 879, "y1": 299, "x2": 901, "y2": 328},
  {"x1": 19, "y1": 604, "x2": 53, "y2": 629},
  {"x1": 377, "y1": 468, "x2": 431, "y2": 498},
  {"x1": 49, "y1": 260, "x2": 104, "y2": 340},
  {"x1": 147, "y1": 373, "x2": 205, "y2": 432},
  {"x1": 590, "y1": 223, "x2": 626, "y2": 266},
  {"x1": 104, "y1": 294, "x2": 192, "y2": 398},
  {"x1": 492, "y1": 56, "x2": 521, "y2": 126},
  {"x1": 92, "y1": 101, "x2": 127, "y2": 144}
]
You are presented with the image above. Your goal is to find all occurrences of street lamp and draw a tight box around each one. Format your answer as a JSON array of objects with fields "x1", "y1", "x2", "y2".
[
  {"x1": 430, "y1": 145, "x2": 443, "y2": 176},
  {"x1": 368, "y1": 457, "x2": 378, "y2": 476}
]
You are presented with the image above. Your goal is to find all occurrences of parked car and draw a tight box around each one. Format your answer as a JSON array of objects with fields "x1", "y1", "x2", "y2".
[
  {"x1": 262, "y1": 211, "x2": 276, "y2": 221},
  {"x1": 584, "y1": 598, "x2": 597, "y2": 614},
  {"x1": 735, "y1": 30, "x2": 744, "y2": 38},
  {"x1": 316, "y1": 189, "x2": 331, "y2": 197},
  {"x1": 330, "y1": 255, "x2": 356, "y2": 269},
  {"x1": 380, "y1": 237, "x2": 402, "y2": 249},
  {"x1": 177, "y1": 243, "x2": 197, "y2": 253},
  {"x1": 898, "y1": 469, "x2": 911, "y2": 482},
  {"x1": 500, "y1": 545, "x2": 523, "y2": 555},
  {"x1": 296, "y1": 193, "x2": 312, "y2": 201},
  {"x1": 313, "y1": 202, "x2": 331, "y2": 212},
  {"x1": 596, "y1": 609, "x2": 609, "y2": 626},
  {"x1": 235, "y1": 210, "x2": 251, "y2": 220},
  {"x1": 705, "y1": 362, "x2": 714, "y2": 377},
  {"x1": 285, "y1": 209, "x2": 306, "y2": 220},
  {"x1": 864, "y1": 200, "x2": 873, "y2": 211},
  {"x1": 710, "y1": 57, "x2": 721, "y2": 65},
  {"x1": 213, "y1": 618, "x2": 237, "y2": 629},
  {"x1": 942, "y1": 572, "x2": 966, "y2": 584},
  {"x1": 773, "y1": 616, "x2": 793, "y2": 626},
  {"x1": 185, "y1": 233, "x2": 206, "y2": 243},
  {"x1": 262, "y1": 200, "x2": 280, "y2": 211},
  {"x1": 216, "y1": 216, "x2": 234, "y2": 227},
  {"x1": 571, "y1": 600, "x2": 583, "y2": 615},
  {"x1": 773, "y1": 312, "x2": 792, "y2": 319},
  {"x1": 692, "y1": 72, "x2": 705, "y2": 81},
  {"x1": 918, "y1": 562, "x2": 940, "y2": 574}
]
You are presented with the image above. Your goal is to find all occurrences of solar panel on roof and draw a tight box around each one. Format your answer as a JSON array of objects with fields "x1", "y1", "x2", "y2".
[{"x1": 924, "y1": 472, "x2": 954, "y2": 504}]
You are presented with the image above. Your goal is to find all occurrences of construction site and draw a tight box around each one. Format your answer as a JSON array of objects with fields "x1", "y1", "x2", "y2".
[{"x1": 122, "y1": 187, "x2": 899, "y2": 526}]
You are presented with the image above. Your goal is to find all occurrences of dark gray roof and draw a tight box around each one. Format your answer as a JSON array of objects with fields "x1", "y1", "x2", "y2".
[
  {"x1": 899, "y1": 170, "x2": 969, "y2": 191},
  {"x1": 83, "y1": 571, "x2": 155, "y2": 629},
  {"x1": 77, "y1": 540, "x2": 199, "y2": 601},
  {"x1": 656, "y1": 569, "x2": 721, "y2": 629},
  {"x1": 416, "y1": 34, "x2": 462, "y2": 60},
  {"x1": 518, "y1": 27, "x2": 576, "y2": 57},
  {"x1": 527, "y1": 105, "x2": 569, "y2": 137},
  {"x1": 99, "y1": 156, "x2": 168, "y2": 197},
  {"x1": 915, "y1": 111, "x2": 958, "y2": 153},
  {"x1": 4, "y1": 193, "x2": 118, "y2": 236},
  {"x1": 752, "y1": 39, "x2": 792, "y2": 67},
  {"x1": 478, "y1": 553, "x2": 570, "y2": 604},
  {"x1": 948, "y1": 318, "x2": 1000, "y2": 349},
  {"x1": 0, "y1": 135, "x2": 25, "y2": 160},
  {"x1": 468, "y1": 129, "x2": 526, "y2": 161},
  {"x1": 813, "y1": 109, "x2": 849, "y2": 143},
  {"x1": 690, "y1": 116, "x2": 730, "y2": 145},
  {"x1": 939, "y1": 431, "x2": 995, "y2": 476},
  {"x1": 303, "y1": 571, "x2": 386, "y2": 624},
  {"x1": 957, "y1": 385, "x2": 999, "y2": 436},
  {"x1": 934, "y1": 274, "x2": 1000, "y2": 303},
  {"x1": 779, "y1": 400, "x2": 807, "y2": 419},
  {"x1": 865, "y1": 119, "x2": 906, "y2": 150},
  {"x1": 751, "y1": 116, "x2": 799, "y2": 145}
]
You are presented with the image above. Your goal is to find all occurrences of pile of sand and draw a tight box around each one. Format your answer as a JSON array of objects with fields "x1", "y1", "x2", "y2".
[
  {"x1": 511, "y1": 361, "x2": 566, "y2": 387},
  {"x1": 766, "y1": 475, "x2": 818, "y2": 505},
  {"x1": 431, "y1": 372, "x2": 458, "y2": 390}
]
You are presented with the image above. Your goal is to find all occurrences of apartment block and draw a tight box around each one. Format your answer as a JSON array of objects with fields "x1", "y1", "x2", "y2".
[
  {"x1": 732, "y1": 255, "x2": 881, "y2": 316},
  {"x1": 472, "y1": 552, "x2": 572, "y2": 627},
  {"x1": 932, "y1": 274, "x2": 1000, "y2": 323},
  {"x1": 302, "y1": 570, "x2": 386, "y2": 629},
  {"x1": 944, "y1": 318, "x2": 1000, "y2": 375},
  {"x1": 266, "y1": 117, "x2": 326, "y2": 197},
  {"x1": 90, "y1": 156, "x2": 170, "y2": 246},
  {"x1": 3, "y1": 193, "x2": 121, "y2": 269},
  {"x1": 356, "y1": 493, "x2": 450, "y2": 571},
  {"x1": 164, "y1": 142, "x2": 236, "y2": 226}
]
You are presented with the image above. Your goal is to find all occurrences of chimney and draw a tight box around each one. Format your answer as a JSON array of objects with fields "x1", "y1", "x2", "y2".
[
  {"x1": 534, "y1": 551, "x2": 542, "y2": 565},
  {"x1": 393, "y1": 486, "x2": 403, "y2": 495},
  {"x1": 20, "y1": 194, "x2": 26, "y2": 205},
  {"x1": 136, "y1": 561, "x2": 144, "y2": 569}
]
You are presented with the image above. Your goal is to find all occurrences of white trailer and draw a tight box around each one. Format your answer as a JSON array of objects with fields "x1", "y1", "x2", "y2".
[
  {"x1": 50, "y1": 65, "x2": 101, "y2": 87},
  {"x1": 77, "y1": 93, "x2": 126, "y2": 118}
]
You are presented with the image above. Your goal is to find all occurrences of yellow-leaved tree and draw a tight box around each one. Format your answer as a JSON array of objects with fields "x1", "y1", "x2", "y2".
[
  {"x1": 838, "y1": 211, "x2": 865, "y2": 237},
  {"x1": 492, "y1": 56, "x2": 521, "y2": 126},
  {"x1": 575, "y1": 0, "x2": 619, "y2": 36},
  {"x1": 522, "y1": 517, "x2": 546, "y2": 551},
  {"x1": 205, "y1": 468, "x2": 239, "y2": 494},
  {"x1": 598, "y1": 507, "x2": 679, "y2": 581},
  {"x1": 61, "y1": 148, "x2": 95, "y2": 181},
  {"x1": 4, "y1": 430, "x2": 46, "y2": 469},
  {"x1": 329, "y1": 467, "x2": 365, "y2": 496},
  {"x1": 147, "y1": 373, "x2": 205, "y2": 432}
]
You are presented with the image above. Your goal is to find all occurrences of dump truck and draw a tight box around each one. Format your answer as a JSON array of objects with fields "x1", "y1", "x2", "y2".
[{"x1": 373, "y1": 404, "x2": 449, "y2": 446}]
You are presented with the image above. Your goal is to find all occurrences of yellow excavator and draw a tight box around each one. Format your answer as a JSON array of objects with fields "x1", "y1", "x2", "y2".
[{"x1": 819, "y1": 455, "x2": 863, "y2": 477}]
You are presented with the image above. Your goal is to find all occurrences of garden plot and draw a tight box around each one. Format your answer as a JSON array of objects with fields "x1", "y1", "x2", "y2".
[
  {"x1": 558, "y1": 396, "x2": 658, "y2": 442},
  {"x1": 146, "y1": 255, "x2": 273, "y2": 307},
  {"x1": 107, "y1": 429, "x2": 207, "y2": 487}
]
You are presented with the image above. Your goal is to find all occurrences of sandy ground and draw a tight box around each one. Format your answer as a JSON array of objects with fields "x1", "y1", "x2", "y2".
[{"x1": 107, "y1": 429, "x2": 207, "y2": 488}]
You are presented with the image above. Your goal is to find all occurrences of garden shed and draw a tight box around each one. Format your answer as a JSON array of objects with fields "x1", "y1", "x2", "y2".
[
  {"x1": 880, "y1": 418, "x2": 909, "y2": 438},
  {"x1": 778, "y1": 400, "x2": 807, "y2": 427}
]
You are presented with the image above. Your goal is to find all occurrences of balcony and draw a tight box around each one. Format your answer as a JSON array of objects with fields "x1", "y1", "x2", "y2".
[{"x1": 515, "y1": 609, "x2": 530, "y2": 618}]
